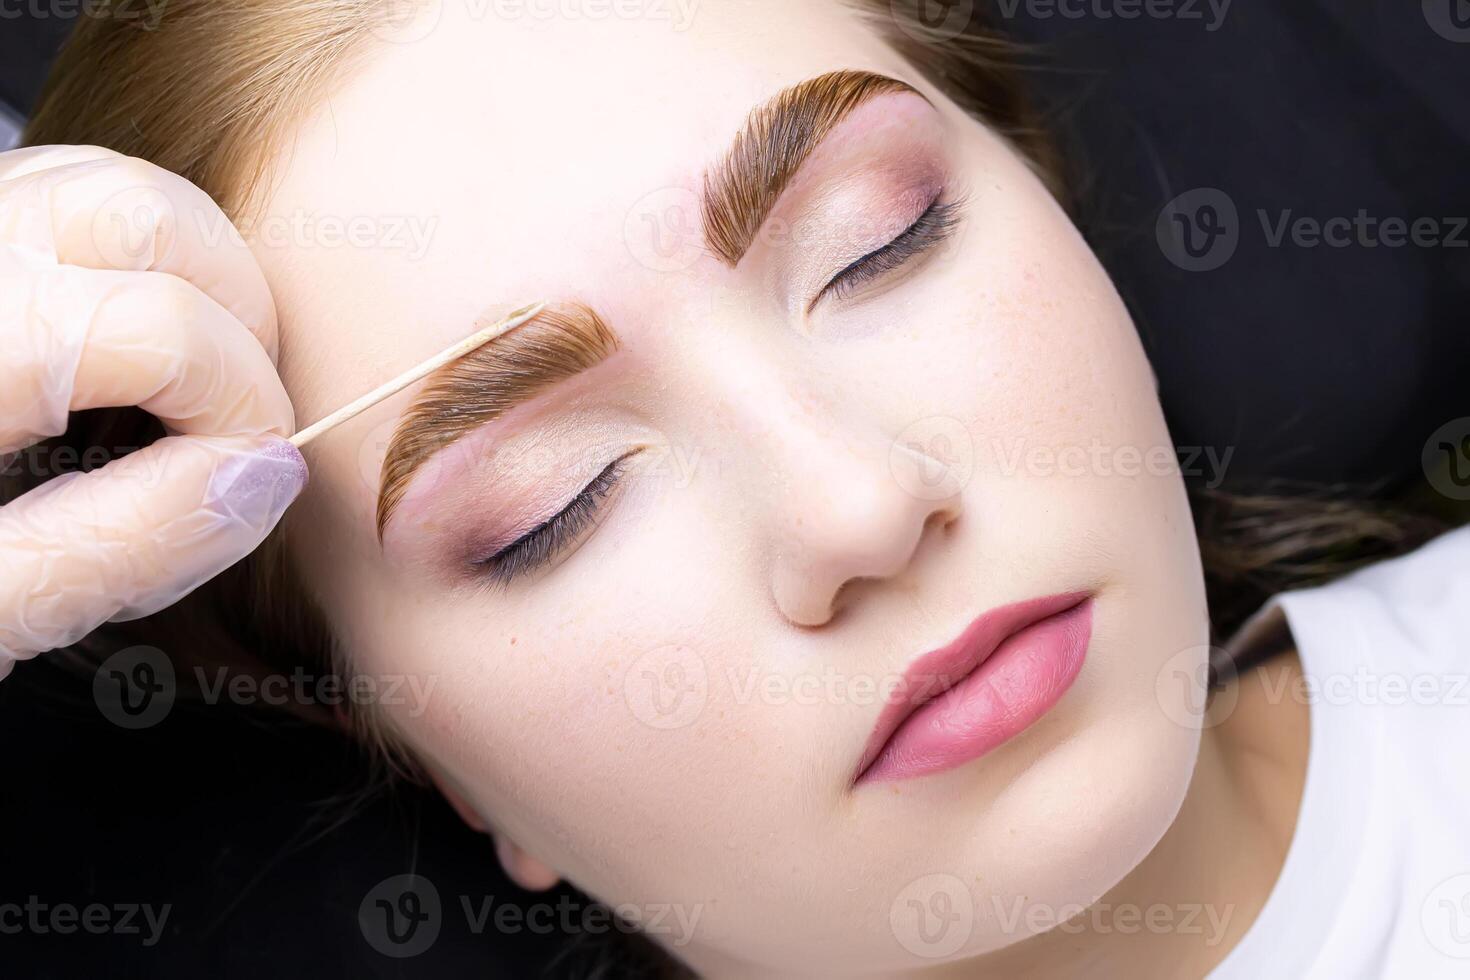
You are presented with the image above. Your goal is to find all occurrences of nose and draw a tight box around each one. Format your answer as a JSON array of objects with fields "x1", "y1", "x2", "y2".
[{"x1": 769, "y1": 417, "x2": 964, "y2": 628}]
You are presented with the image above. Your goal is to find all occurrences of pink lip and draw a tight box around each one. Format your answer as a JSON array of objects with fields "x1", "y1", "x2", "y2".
[{"x1": 854, "y1": 593, "x2": 1093, "y2": 785}]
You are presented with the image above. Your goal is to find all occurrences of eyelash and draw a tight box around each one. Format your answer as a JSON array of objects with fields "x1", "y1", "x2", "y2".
[
  {"x1": 817, "y1": 194, "x2": 964, "y2": 305},
  {"x1": 465, "y1": 195, "x2": 958, "y2": 585},
  {"x1": 470, "y1": 453, "x2": 633, "y2": 587}
]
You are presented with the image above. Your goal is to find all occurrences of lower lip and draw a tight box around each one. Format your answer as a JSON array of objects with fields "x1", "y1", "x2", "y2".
[{"x1": 858, "y1": 598, "x2": 1093, "y2": 784}]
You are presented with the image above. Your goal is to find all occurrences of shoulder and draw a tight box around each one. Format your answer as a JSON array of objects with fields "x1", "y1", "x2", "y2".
[
  {"x1": 1275, "y1": 522, "x2": 1470, "y2": 680},
  {"x1": 1227, "y1": 525, "x2": 1470, "y2": 978}
]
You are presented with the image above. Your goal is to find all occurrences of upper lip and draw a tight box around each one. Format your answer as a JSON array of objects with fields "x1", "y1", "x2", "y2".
[{"x1": 852, "y1": 591, "x2": 1091, "y2": 783}]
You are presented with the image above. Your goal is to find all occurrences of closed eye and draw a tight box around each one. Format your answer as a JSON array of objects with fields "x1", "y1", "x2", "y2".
[
  {"x1": 470, "y1": 451, "x2": 637, "y2": 588},
  {"x1": 813, "y1": 194, "x2": 964, "y2": 308}
]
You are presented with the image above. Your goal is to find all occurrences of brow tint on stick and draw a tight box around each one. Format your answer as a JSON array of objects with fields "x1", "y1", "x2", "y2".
[{"x1": 289, "y1": 302, "x2": 547, "y2": 449}]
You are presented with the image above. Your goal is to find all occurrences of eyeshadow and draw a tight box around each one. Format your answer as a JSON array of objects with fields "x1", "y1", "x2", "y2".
[
  {"x1": 702, "y1": 70, "x2": 927, "y2": 267},
  {"x1": 376, "y1": 303, "x2": 619, "y2": 538}
]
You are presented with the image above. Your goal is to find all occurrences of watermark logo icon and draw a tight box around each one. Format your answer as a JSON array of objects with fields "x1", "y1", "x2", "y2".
[
  {"x1": 359, "y1": 874, "x2": 442, "y2": 958},
  {"x1": 891, "y1": 873, "x2": 973, "y2": 958},
  {"x1": 1424, "y1": 0, "x2": 1470, "y2": 42},
  {"x1": 624, "y1": 644, "x2": 708, "y2": 729},
  {"x1": 1157, "y1": 187, "x2": 1239, "y2": 272},
  {"x1": 93, "y1": 645, "x2": 175, "y2": 730},
  {"x1": 92, "y1": 183, "x2": 177, "y2": 269},
  {"x1": 624, "y1": 186, "x2": 705, "y2": 273},
  {"x1": 372, "y1": 0, "x2": 443, "y2": 43},
  {"x1": 1422, "y1": 873, "x2": 1470, "y2": 957},
  {"x1": 1424, "y1": 417, "x2": 1470, "y2": 501},
  {"x1": 890, "y1": 416, "x2": 974, "y2": 501},
  {"x1": 892, "y1": 0, "x2": 976, "y2": 42},
  {"x1": 1155, "y1": 644, "x2": 1237, "y2": 730}
]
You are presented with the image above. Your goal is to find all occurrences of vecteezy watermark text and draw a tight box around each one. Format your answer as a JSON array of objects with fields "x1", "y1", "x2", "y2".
[
  {"x1": 991, "y1": 437, "x2": 1235, "y2": 488},
  {"x1": 194, "y1": 666, "x2": 438, "y2": 718},
  {"x1": 358, "y1": 875, "x2": 704, "y2": 958},
  {"x1": 1159, "y1": 187, "x2": 1469, "y2": 271},
  {"x1": 0, "y1": 897, "x2": 171, "y2": 947},
  {"x1": 993, "y1": 0, "x2": 1232, "y2": 31},
  {"x1": 0, "y1": 0, "x2": 168, "y2": 29}
]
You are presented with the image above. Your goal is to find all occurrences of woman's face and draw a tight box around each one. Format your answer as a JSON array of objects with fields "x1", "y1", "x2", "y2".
[{"x1": 253, "y1": 1, "x2": 1209, "y2": 973}]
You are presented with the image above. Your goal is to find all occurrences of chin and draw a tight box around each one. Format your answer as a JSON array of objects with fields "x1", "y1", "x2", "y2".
[
  {"x1": 971, "y1": 709, "x2": 1203, "y2": 958},
  {"x1": 864, "y1": 681, "x2": 1203, "y2": 968}
]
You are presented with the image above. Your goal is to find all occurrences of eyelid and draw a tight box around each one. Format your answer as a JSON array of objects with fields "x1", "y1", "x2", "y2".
[
  {"x1": 376, "y1": 303, "x2": 619, "y2": 541},
  {"x1": 809, "y1": 192, "x2": 964, "y2": 311},
  {"x1": 469, "y1": 449, "x2": 639, "y2": 587}
]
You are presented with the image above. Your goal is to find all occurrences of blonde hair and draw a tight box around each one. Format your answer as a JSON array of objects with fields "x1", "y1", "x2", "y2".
[
  {"x1": 26, "y1": 0, "x2": 1059, "y2": 224},
  {"x1": 27, "y1": 0, "x2": 389, "y2": 215}
]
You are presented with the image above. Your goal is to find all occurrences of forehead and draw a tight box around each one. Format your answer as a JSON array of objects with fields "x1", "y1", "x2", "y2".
[{"x1": 253, "y1": 1, "x2": 918, "y2": 436}]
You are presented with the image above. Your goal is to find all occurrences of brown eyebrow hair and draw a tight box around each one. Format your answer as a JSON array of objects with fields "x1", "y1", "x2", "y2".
[
  {"x1": 376, "y1": 303, "x2": 619, "y2": 538},
  {"x1": 375, "y1": 73, "x2": 915, "y2": 536},
  {"x1": 701, "y1": 69, "x2": 925, "y2": 267}
]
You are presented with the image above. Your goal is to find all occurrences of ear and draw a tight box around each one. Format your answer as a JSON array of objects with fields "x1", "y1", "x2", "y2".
[
  {"x1": 493, "y1": 836, "x2": 562, "y2": 893},
  {"x1": 424, "y1": 766, "x2": 561, "y2": 892}
]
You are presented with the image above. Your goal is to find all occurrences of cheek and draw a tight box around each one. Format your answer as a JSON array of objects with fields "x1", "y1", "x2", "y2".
[
  {"x1": 840, "y1": 130, "x2": 1210, "y2": 936},
  {"x1": 948, "y1": 138, "x2": 1209, "y2": 720},
  {"x1": 354, "y1": 515, "x2": 768, "y2": 885}
]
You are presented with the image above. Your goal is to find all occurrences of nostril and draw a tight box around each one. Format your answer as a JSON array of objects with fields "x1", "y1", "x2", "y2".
[
  {"x1": 926, "y1": 507, "x2": 961, "y2": 534},
  {"x1": 827, "y1": 572, "x2": 885, "y2": 627}
]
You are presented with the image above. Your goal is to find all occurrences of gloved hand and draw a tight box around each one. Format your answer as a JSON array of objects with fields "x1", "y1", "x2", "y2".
[{"x1": 0, "y1": 145, "x2": 307, "y2": 678}]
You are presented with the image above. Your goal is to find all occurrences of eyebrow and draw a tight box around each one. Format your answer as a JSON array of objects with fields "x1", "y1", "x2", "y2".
[
  {"x1": 376, "y1": 71, "x2": 921, "y2": 535},
  {"x1": 376, "y1": 303, "x2": 619, "y2": 537},
  {"x1": 701, "y1": 69, "x2": 925, "y2": 266}
]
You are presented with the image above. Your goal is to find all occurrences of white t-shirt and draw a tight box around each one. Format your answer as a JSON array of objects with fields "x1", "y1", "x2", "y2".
[{"x1": 1208, "y1": 522, "x2": 1470, "y2": 979}]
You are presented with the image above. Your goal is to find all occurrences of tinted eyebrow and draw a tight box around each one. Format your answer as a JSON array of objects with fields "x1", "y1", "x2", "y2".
[
  {"x1": 376, "y1": 303, "x2": 619, "y2": 537},
  {"x1": 701, "y1": 70, "x2": 926, "y2": 267}
]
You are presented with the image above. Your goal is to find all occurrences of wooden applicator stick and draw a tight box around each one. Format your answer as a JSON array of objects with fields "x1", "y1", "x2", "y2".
[{"x1": 289, "y1": 301, "x2": 546, "y2": 449}]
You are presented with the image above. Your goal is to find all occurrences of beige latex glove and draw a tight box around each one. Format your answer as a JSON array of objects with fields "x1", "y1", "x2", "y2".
[{"x1": 0, "y1": 145, "x2": 307, "y2": 678}]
